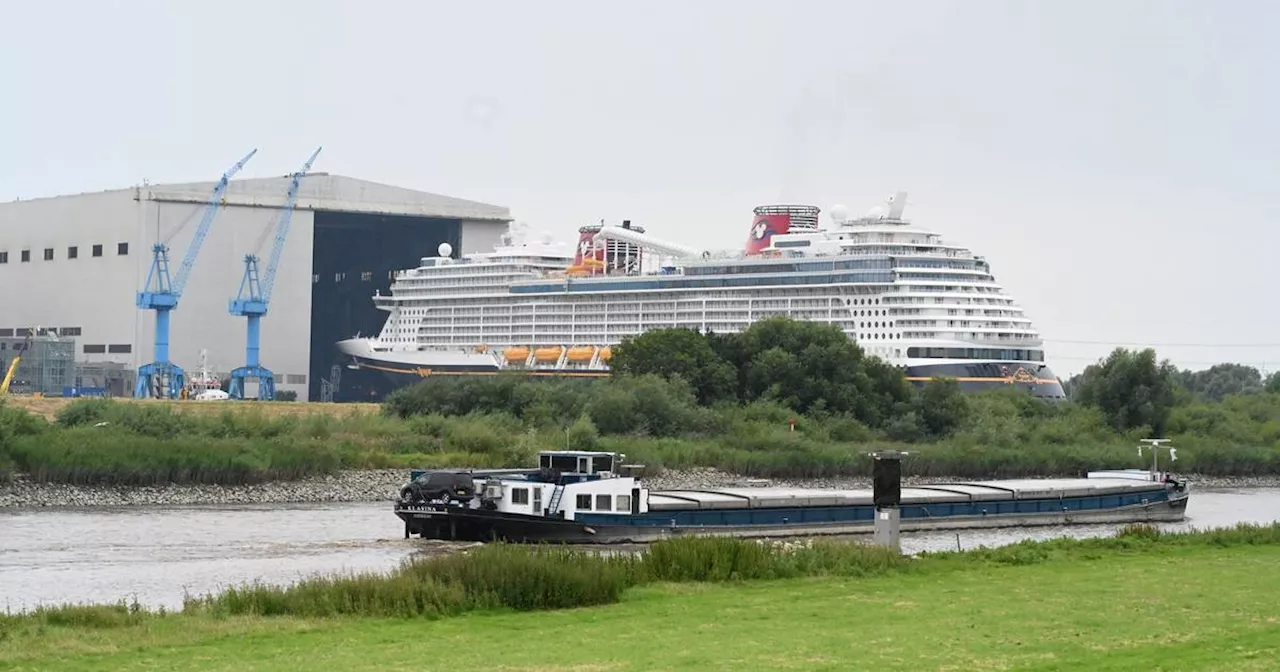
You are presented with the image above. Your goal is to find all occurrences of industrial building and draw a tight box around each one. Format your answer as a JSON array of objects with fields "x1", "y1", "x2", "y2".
[
  {"x1": 0, "y1": 165, "x2": 510, "y2": 401},
  {"x1": 0, "y1": 333, "x2": 76, "y2": 396}
]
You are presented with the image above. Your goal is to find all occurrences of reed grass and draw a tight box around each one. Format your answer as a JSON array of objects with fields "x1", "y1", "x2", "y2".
[
  {"x1": 641, "y1": 535, "x2": 906, "y2": 582},
  {"x1": 185, "y1": 543, "x2": 641, "y2": 618}
]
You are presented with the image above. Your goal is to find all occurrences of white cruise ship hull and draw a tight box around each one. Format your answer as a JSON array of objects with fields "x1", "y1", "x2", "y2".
[
  {"x1": 336, "y1": 338, "x2": 1063, "y2": 397},
  {"x1": 336, "y1": 338, "x2": 609, "y2": 379},
  {"x1": 335, "y1": 195, "x2": 1068, "y2": 400}
]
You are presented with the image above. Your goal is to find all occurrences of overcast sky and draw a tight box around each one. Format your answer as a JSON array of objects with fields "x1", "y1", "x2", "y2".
[{"x1": 2, "y1": 0, "x2": 1277, "y2": 377}]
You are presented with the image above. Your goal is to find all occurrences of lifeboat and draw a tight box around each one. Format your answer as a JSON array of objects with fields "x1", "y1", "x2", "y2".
[
  {"x1": 504, "y1": 347, "x2": 530, "y2": 362},
  {"x1": 598, "y1": 347, "x2": 613, "y2": 362},
  {"x1": 566, "y1": 346, "x2": 596, "y2": 362},
  {"x1": 564, "y1": 258, "x2": 606, "y2": 277},
  {"x1": 533, "y1": 347, "x2": 563, "y2": 362}
]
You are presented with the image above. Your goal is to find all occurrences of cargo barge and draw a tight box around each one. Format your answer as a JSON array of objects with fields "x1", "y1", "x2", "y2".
[{"x1": 394, "y1": 449, "x2": 1191, "y2": 544}]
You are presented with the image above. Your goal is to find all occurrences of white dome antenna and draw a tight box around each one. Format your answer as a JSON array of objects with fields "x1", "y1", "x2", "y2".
[
  {"x1": 829, "y1": 204, "x2": 849, "y2": 225},
  {"x1": 437, "y1": 242, "x2": 453, "y2": 258}
]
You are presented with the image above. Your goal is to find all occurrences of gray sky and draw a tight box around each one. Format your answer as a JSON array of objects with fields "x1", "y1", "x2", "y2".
[{"x1": 3, "y1": 0, "x2": 1277, "y2": 377}]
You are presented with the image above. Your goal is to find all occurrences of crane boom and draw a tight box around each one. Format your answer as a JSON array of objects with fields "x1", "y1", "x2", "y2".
[
  {"x1": 135, "y1": 149, "x2": 258, "y2": 399},
  {"x1": 173, "y1": 149, "x2": 258, "y2": 297},
  {"x1": 260, "y1": 146, "x2": 321, "y2": 305},
  {"x1": 227, "y1": 147, "x2": 322, "y2": 401},
  {"x1": 139, "y1": 149, "x2": 258, "y2": 303}
]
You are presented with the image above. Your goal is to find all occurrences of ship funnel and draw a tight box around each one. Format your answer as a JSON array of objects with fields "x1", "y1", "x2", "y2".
[
  {"x1": 746, "y1": 205, "x2": 820, "y2": 254},
  {"x1": 571, "y1": 226, "x2": 603, "y2": 266},
  {"x1": 886, "y1": 191, "x2": 908, "y2": 220}
]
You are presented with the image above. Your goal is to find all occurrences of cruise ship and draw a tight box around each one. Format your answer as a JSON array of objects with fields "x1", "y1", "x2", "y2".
[{"x1": 336, "y1": 192, "x2": 1065, "y2": 399}]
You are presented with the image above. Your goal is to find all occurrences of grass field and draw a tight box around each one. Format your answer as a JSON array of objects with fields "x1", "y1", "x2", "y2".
[
  {"x1": 5, "y1": 396, "x2": 380, "y2": 422},
  {"x1": 3, "y1": 534, "x2": 1279, "y2": 671}
]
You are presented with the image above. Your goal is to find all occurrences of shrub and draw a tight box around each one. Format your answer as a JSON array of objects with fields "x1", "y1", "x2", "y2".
[
  {"x1": 565, "y1": 414, "x2": 600, "y2": 451},
  {"x1": 24, "y1": 601, "x2": 148, "y2": 629},
  {"x1": 53, "y1": 398, "x2": 116, "y2": 427},
  {"x1": 0, "y1": 401, "x2": 46, "y2": 483},
  {"x1": 191, "y1": 543, "x2": 639, "y2": 618},
  {"x1": 1, "y1": 402, "x2": 48, "y2": 436}
]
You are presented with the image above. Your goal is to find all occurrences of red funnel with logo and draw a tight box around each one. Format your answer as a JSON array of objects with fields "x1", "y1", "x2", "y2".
[
  {"x1": 573, "y1": 227, "x2": 604, "y2": 266},
  {"x1": 745, "y1": 205, "x2": 821, "y2": 254}
]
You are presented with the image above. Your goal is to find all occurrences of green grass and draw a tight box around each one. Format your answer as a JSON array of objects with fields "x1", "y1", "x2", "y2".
[{"x1": 3, "y1": 532, "x2": 1279, "y2": 671}]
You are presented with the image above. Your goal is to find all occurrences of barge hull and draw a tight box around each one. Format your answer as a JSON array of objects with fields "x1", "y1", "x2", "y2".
[{"x1": 397, "y1": 494, "x2": 1189, "y2": 544}]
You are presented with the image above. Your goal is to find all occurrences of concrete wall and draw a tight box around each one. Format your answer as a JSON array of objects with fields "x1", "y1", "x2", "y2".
[
  {"x1": 143, "y1": 196, "x2": 315, "y2": 399},
  {"x1": 0, "y1": 190, "x2": 141, "y2": 362},
  {"x1": 0, "y1": 188, "x2": 316, "y2": 400}
]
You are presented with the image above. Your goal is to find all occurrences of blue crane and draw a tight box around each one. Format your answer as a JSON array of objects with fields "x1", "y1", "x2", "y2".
[
  {"x1": 228, "y1": 147, "x2": 322, "y2": 400},
  {"x1": 135, "y1": 149, "x2": 258, "y2": 399}
]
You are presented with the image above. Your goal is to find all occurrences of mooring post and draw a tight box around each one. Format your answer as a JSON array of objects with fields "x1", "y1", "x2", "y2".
[{"x1": 870, "y1": 450, "x2": 905, "y2": 554}]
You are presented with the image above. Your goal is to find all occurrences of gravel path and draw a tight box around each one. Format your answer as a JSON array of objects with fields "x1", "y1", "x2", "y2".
[{"x1": 2, "y1": 468, "x2": 1277, "y2": 509}]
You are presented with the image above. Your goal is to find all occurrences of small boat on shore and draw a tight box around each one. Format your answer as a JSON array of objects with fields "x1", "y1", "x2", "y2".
[{"x1": 394, "y1": 449, "x2": 1192, "y2": 544}]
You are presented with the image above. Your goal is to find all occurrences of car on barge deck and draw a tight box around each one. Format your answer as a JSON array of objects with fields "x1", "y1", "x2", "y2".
[{"x1": 394, "y1": 450, "x2": 1191, "y2": 544}]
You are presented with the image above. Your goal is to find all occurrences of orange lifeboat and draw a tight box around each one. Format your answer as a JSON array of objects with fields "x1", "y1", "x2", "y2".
[
  {"x1": 565, "y1": 258, "x2": 606, "y2": 277},
  {"x1": 566, "y1": 346, "x2": 596, "y2": 362},
  {"x1": 504, "y1": 347, "x2": 530, "y2": 363},
  {"x1": 533, "y1": 347, "x2": 563, "y2": 362},
  {"x1": 598, "y1": 347, "x2": 613, "y2": 362}
]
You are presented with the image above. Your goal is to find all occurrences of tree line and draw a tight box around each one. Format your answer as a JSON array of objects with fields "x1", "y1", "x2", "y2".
[
  {"x1": 384, "y1": 315, "x2": 1280, "y2": 445},
  {"x1": 5, "y1": 316, "x2": 1276, "y2": 486}
]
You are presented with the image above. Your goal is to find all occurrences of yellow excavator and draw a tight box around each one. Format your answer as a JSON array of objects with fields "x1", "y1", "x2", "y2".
[{"x1": 1, "y1": 331, "x2": 34, "y2": 395}]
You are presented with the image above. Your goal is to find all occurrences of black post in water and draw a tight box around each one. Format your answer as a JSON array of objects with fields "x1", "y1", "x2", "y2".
[{"x1": 870, "y1": 450, "x2": 906, "y2": 553}]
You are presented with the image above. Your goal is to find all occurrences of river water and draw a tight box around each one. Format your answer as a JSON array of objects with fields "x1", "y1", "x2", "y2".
[{"x1": 3, "y1": 488, "x2": 1279, "y2": 613}]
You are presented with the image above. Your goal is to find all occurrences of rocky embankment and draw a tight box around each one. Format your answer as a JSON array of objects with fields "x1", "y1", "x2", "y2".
[
  {"x1": 2, "y1": 468, "x2": 1278, "y2": 509},
  {"x1": 0, "y1": 470, "x2": 409, "y2": 509}
]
